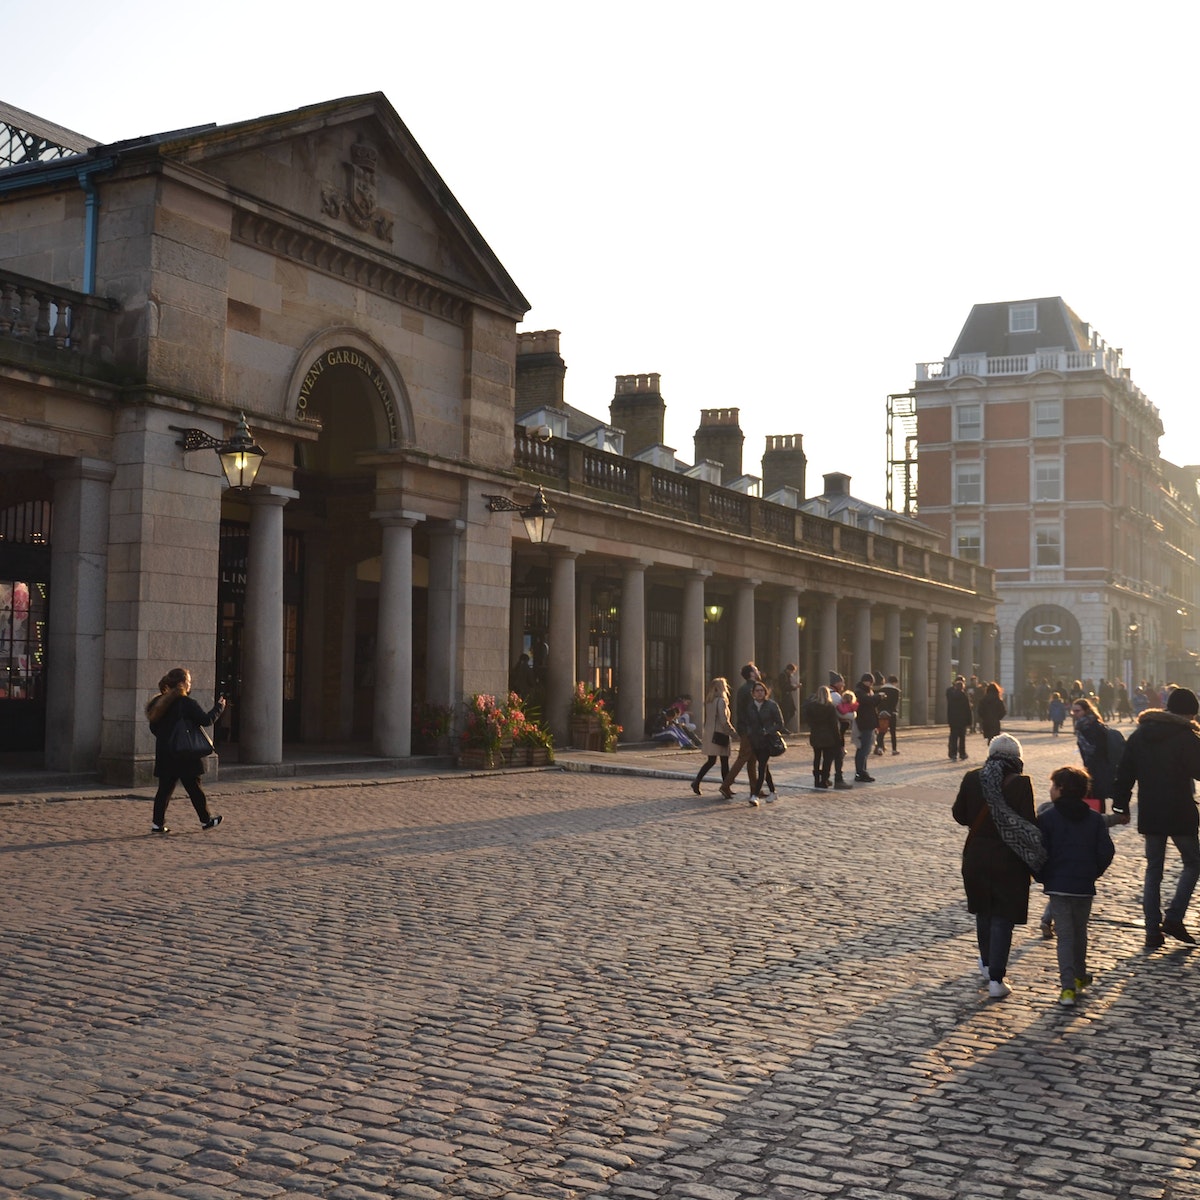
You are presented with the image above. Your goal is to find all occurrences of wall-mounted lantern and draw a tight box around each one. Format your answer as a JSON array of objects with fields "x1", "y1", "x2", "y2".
[
  {"x1": 483, "y1": 485, "x2": 557, "y2": 545},
  {"x1": 171, "y1": 411, "x2": 266, "y2": 491}
]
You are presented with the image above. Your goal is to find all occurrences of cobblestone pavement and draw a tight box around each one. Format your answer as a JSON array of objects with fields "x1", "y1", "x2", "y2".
[{"x1": 2, "y1": 723, "x2": 1199, "y2": 1199}]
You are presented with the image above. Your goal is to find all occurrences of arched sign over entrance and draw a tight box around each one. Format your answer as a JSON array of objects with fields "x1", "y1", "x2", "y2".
[
  {"x1": 1015, "y1": 603, "x2": 1082, "y2": 688},
  {"x1": 296, "y1": 346, "x2": 399, "y2": 446}
]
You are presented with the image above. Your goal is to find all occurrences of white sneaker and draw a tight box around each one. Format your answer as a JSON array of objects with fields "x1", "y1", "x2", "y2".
[
  {"x1": 988, "y1": 979, "x2": 1011, "y2": 1000},
  {"x1": 977, "y1": 957, "x2": 989, "y2": 981},
  {"x1": 748, "y1": 796, "x2": 761, "y2": 807}
]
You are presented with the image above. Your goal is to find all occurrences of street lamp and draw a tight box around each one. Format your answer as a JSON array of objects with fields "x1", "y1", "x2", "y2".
[
  {"x1": 1128, "y1": 620, "x2": 1140, "y2": 688},
  {"x1": 704, "y1": 604, "x2": 724, "y2": 624},
  {"x1": 483, "y1": 485, "x2": 557, "y2": 545},
  {"x1": 171, "y1": 411, "x2": 266, "y2": 491}
]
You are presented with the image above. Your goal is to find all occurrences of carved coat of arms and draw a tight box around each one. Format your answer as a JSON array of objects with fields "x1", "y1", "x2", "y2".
[{"x1": 321, "y1": 142, "x2": 394, "y2": 241}]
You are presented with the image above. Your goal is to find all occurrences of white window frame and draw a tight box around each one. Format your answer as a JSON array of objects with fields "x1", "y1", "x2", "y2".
[
  {"x1": 1009, "y1": 302, "x2": 1038, "y2": 333},
  {"x1": 955, "y1": 463, "x2": 983, "y2": 506},
  {"x1": 1034, "y1": 457, "x2": 1062, "y2": 502},
  {"x1": 955, "y1": 403, "x2": 983, "y2": 441},
  {"x1": 1035, "y1": 524, "x2": 1062, "y2": 566},
  {"x1": 1034, "y1": 398, "x2": 1062, "y2": 437},
  {"x1": 956, "y1": 524, "x2": 982, "y2": 563}
]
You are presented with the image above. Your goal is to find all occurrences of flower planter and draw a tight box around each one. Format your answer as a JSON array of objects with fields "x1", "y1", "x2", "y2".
[
  {"x1": 456, "y1": 748, "x2": 501, "y2": 770},
  {"x1": 570, "y1": 717, "x2": 604, "y2": 752}
]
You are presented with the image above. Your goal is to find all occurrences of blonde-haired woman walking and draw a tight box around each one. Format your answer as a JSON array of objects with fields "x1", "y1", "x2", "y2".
[{"x1": 692, "y1": 677, "x2": 737, "y2": 795}]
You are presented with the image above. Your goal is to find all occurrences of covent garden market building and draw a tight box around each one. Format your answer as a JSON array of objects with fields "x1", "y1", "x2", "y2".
[{"x1": 0, "y1": 94, "x2": 997, "y2": 783}]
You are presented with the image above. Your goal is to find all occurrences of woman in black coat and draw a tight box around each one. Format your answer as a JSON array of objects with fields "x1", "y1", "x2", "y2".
[
  {"x1": 804, "y1": 685, "x2": 842, "y2": 789},
  {"x1": 977, "y1": 681, "x2": 1007, "y2": 741},
  {"x1": 746, "y1": 680, "x2": 785, "y2": 806},
  {"x1": 952, "y1": 733, "x2": 1037, "y2": 999},
  {"x1": 146, "y1": 667, "x2": 227, "y2": 833},
  {"x1": 1071, "y1": 697, "x2": 1114, "y2": 802}
]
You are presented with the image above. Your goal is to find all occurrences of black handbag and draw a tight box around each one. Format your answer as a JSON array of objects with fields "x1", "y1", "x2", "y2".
[
  {"x1": 713, "y1": 731, "x2": 730, "y2": 748},
  {"x1": 168, "y1": 718, "x2": 215, "y2": 758},
  {"x1": 766, "y1": 731, "x2": 788, "y2": 757}
]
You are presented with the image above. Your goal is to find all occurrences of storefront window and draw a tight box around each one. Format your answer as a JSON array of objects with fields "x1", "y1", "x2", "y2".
[{"x1": 0, "y1": 579, "x2": 47, "y2": 701}]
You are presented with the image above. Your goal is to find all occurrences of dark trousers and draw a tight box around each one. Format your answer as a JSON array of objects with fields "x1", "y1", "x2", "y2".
[
  {"x1": 975, "y1": 912, "x2": 1015, "y2": 982},
  {"x1": 153, "y1": 771, "x2": 213, "y2": 826},
  {"x1": 753, "y1": 750, "x2": 775, "y2": 796},
  {"x1": 695, "y1": 755, "x2": 730, "y2": 784},
  {"x1": 948, "y1": 726, "x2": 968, "y2": 759}
]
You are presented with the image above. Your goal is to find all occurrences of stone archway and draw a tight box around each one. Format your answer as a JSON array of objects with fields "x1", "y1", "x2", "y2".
[
  {"x1": 1015, "y1": 603, "x2": 1082, "y2": 690},
  {"x1": 284, "y1": 327, "x2": 415, "y2": 450}
]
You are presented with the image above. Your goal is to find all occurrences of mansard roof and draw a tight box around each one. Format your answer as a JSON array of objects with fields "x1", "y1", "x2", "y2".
[{"x1": 948, "y1": 296, "x2": 1090, "y2": 358}]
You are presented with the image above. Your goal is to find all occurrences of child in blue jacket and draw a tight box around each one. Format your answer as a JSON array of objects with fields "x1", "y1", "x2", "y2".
[
  {"x1": 1048, "y1": 692, "x2": 1068, "y2": 736},
  {"x1": 1036, "y1": 765, "x2": 1116, "y2": 1007}
]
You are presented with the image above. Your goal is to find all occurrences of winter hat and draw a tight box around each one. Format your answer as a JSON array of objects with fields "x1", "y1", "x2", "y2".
[
  {"x1": 987, "y1": 733, "x2": 1023, "y2": 761},
  {"x1": 1166, "y1": 687, "x2": 1200, "y2": 716}
]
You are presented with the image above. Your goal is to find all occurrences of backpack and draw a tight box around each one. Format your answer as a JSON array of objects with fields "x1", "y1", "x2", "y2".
[{"x1": 1103, "y1": 725, "x2": 1126, "y2": 769}]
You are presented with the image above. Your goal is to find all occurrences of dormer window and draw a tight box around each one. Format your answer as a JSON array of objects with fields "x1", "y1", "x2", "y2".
[{"x1": 1009, "y1": 303, "x2": 1037, "y2": 333}]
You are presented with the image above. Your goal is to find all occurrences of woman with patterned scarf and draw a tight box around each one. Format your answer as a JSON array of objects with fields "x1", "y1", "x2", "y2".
[{"x1": 952, "y1": 734, "x2": 1045, "y2": 999}]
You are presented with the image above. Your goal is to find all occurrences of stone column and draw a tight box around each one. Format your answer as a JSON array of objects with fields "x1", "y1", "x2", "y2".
[
  {"x1": 371, "y1": 510, "x2": 421, "y2": 757},
  {"x1": 733, "y1": 578, "x2": 759, "y2": 670},
  {"x1": 46, "y1": 459, "x2": 115, "y2": 772},
  {"x1": 959, "y1": 618, "x2": 976, "y2": 679},
  {"x1": 618, "y1": 562, "x2": 648, "y2": 742},
  {"x1": 818, "y1": 594, "x2": 839, "y2": 686},
  {"x1": 299, "y1": 535, "x2": 326, "y2": 743},
  {"x1": 936, "y1": 616, "x2": 954, "y2": 724},
  {"x1": 979, "y1": 622, "x2": 997, "y2": 684},
  {"x1": 882, "y1": 607, "x2": 901, "y2": 677},
  {"x1": 426, "y1": 520, "x2": 464, "y2": 710},
  {"x1": 854, "y1": 601, "x2": 873, "y2": 683},
  {"x1": 240, "y1": 488, "x2": 296, "y2": 764},
  {"x1": 911, "y1": 611, "x2": 930, "y2": 725},
  {"x1": 547, "y1": 550, "x2": 578, "y2": 745},
  {"x1": 576, "y1": 572, "x2": 592, "y2": 685},
  {"x1": 681, "y1": 571, "x2": 710, "y2": 713},
  {"x1": 509, "y1": 590, "x2": 525, "y2": 672},
  {"x1": 778, "y1": 587, "x2": 800, "y2": 680}
]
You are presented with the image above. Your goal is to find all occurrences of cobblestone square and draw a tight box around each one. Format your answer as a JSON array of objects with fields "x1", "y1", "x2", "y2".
[{"x1": 2, "y1": 723, "x2": 1198, "y2": 1198}]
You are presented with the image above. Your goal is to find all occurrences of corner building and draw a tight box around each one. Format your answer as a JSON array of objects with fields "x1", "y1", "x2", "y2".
[{"x1": 911, "y1": 296, "x2": 1200, "y2": 699}]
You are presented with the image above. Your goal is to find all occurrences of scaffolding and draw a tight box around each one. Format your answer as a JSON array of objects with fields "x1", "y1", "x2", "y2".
[{"x1": 886, "y1": 390, "x2": 918, "y2": 516}]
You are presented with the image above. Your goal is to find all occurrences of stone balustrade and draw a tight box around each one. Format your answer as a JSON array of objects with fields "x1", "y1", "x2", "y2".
[
  {"x1": 513, "y1": 428, "x2": 993, "y2": 596},
  {"x1": 0, "y1": 269, "x2": 120, "y2": 365}
]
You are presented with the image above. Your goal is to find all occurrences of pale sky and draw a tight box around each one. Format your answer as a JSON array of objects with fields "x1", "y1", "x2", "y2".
[{"x1": 7, "y1": 1, "x2": 1198, "y2": 506}]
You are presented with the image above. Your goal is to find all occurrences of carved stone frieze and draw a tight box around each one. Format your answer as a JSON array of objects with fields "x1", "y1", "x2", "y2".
[{"x1": 232, "y1": 210, "x2": 467, "y2": 324}]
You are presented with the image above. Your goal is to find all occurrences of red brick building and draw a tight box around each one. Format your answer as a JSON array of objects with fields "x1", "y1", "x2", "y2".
[{"x1": 910, "y1": 297, "x2": 1200, "y2": 700}]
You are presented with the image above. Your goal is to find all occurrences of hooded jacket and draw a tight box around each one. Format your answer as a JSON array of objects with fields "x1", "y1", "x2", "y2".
[
  {"x1": 1111, "y1": 709, "x2": 1200, "y2": 835},
  {"x1": 1036, "y1": 797, "x2": 1115, "y2": 895}
]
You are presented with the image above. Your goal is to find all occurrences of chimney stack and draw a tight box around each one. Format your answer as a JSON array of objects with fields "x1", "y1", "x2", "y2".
[
  {"x1": 516, "y1": 330, "x2": 566, "y2": 410},
  {"x1": 822, "y1": 471, "x2": 851, "y2": 497},
  {"x1": 609, "y1": 373, "x2": 666, "y2": 457},
  {"x1": 693, "y1": 409, "x2": 744, "y2": 484},
  {"x1": 762, "y1": 434, "x2": 807, "y2": 499}
]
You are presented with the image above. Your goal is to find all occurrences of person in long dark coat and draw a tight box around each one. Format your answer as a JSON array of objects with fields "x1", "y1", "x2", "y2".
[
  {"x1": 947, "y1": 676, "x2": 973, "y2": 760},
  {"x1": 804, "y1": 685, "x2": 842, "y2": 788},
  {"x1": 146, "y1": 666, "x2": 227, "y2": 834},
  {"x1": 977, "y1": 681, "x2": 1007, "y2": 741},
  {"x1": 952, "y1": 733, "x2": 1036, "y2": 999}
]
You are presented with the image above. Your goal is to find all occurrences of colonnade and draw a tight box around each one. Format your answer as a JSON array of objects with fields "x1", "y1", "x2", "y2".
[{"x1": 521, "y1": 554, "x2": 997, "y2": 744}]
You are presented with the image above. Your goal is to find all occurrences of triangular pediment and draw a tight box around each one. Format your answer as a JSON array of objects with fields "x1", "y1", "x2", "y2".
[{"x1": 150, "y1": 93, "x2": 528, "y2": 318}]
